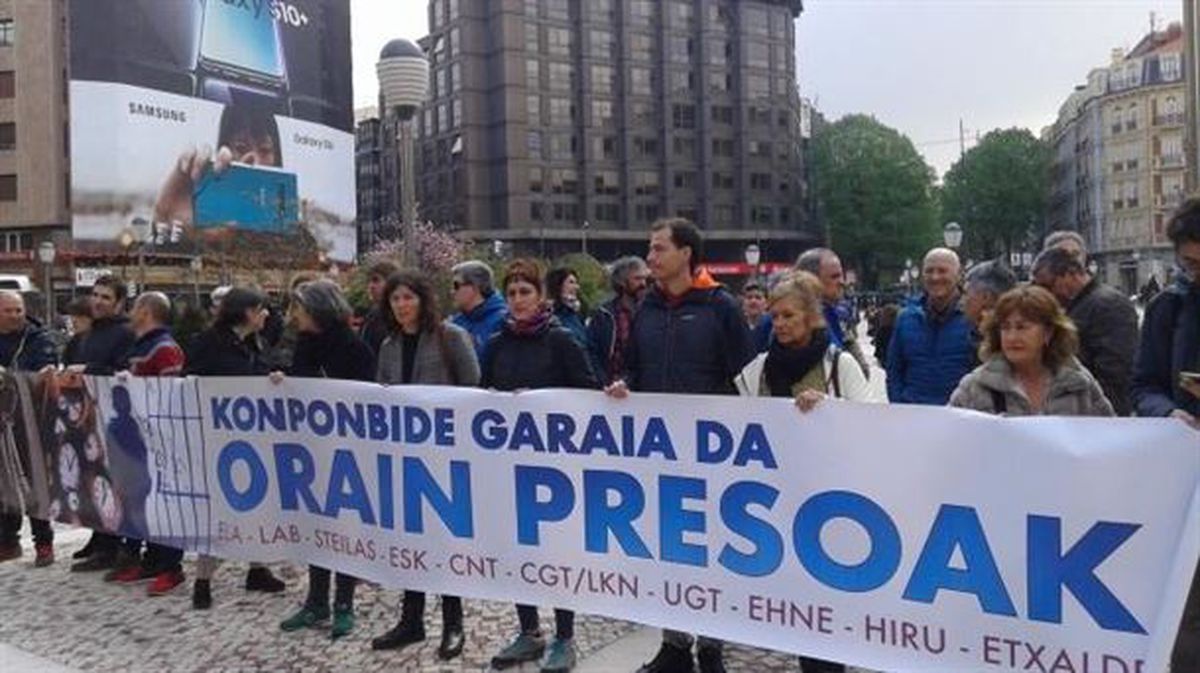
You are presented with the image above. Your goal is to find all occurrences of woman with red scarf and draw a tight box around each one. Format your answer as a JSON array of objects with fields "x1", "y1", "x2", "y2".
[{"x1": 481, "y1": 258, "x2": 599, "y2": 673}]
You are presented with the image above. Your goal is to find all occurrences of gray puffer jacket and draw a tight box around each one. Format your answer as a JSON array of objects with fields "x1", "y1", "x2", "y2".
[{"x1": 949, "y1": 355, "x2": 1115, "y2": 417}]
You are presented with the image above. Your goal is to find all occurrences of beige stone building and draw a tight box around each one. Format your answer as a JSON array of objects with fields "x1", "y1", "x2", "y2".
[
  {"x1": 0, "y1": 0, "x2": 70, "y2": 282},
  {"x1": 1186, "y1": 0, "x2": 1199, "y2": 193}
]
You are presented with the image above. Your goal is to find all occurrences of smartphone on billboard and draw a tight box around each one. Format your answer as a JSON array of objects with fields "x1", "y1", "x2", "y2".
[
  {"x1": 192, "y1": 163, "x2": 299, "y2": 234},
  {"x1": 196, "y1": 0, "x2": 288, "y2": 96}
]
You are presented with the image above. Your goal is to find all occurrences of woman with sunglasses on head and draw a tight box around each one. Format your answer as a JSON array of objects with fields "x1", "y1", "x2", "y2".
[
  {"x1": 370, "y1": 270, "x2": 480, "y2": 660},
  {"x1": 273, "y1": 280, "x2": 376, "y2": 640},
  {"x1": 483, "y1": 259, "x2": 599, "y2": 673},
  {"x1": 185, "y1": 286, "x2": 286, "y2": 610}
]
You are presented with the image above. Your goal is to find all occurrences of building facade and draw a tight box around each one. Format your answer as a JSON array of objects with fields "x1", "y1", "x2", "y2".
[
  {"x1": 1186, "y1": 0, "x2": 1199, "y2": 192},
  {"x1": 1047, "y1": 23, "x2": 1188, "y2": 294},
  {"x1": 415, "y1": 0, "x2": 813, "y2": 263},
  {"x1": 0, "y1": 0, "x2": 70, "y2": 275}
]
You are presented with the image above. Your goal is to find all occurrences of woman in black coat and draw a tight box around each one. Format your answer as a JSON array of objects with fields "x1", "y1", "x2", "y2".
[
  {"x1": 484, "y1": 259, "x2": 599, "y2": 673},
  {"x1": 273, "y1": 280, "x2": 375, "y2": 640},
  {"x1": 186, "y1": 287, "x2": 286, "y2": 609}
]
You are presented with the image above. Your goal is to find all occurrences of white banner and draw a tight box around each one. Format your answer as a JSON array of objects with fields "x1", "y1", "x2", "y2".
[{"x1": 34, "y1": 375, "x2": 1200, "y2": 672}]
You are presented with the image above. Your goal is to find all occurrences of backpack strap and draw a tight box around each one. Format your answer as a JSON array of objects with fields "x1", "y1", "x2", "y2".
[{"x1": 827, "y1": 348, "x2": 843, "y2": 399}]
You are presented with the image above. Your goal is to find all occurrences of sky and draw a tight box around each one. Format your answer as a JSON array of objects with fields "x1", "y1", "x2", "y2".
[{"x1": 350, "y1": 0, "x2": 1184, "y2": 178}]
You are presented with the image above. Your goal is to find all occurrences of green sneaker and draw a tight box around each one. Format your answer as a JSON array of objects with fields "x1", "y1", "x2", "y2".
[
  {"x1": 330, "y1": 608, "x2": 355, "y2": 639},
  {"x1": 490, "y1": 632, "x2": 546, "y2": 669},
  {"x1": 280, "y1": 606, "x2": 330, "y2": 632},
  {"x1": 540, "y1": 638, "x2": 577, "y2": 673}
]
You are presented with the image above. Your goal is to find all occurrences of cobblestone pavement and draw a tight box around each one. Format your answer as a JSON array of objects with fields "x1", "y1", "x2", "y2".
[{"x1": 0, "y1": 531, "x2": 850, "y2": 672}]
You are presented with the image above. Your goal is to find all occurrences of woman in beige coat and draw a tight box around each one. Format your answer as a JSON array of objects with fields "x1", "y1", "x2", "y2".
[{"x1": 950, "y1": 285, "x2": 1113, "y2": 417}]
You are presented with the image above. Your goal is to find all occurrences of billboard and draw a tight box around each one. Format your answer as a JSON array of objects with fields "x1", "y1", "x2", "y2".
[{"x1": 68, "y1": 0, "x2": 356, "y2": 263}]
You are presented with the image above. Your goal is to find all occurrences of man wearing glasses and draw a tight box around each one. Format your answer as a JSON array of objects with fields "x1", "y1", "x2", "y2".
[{"x1": 449, "y1": 260, "x2": 508, "y2": 363}]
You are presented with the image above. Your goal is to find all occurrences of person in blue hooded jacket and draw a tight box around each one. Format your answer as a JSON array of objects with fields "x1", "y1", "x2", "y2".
[
  {"x1": 886, "y1": 248, "x2": 976, "y2": 405},
  {"x1": 449, "y1": 260, "x2": 507, "y2": 363}
]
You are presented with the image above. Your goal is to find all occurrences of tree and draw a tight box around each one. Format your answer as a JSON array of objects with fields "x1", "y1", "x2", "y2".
[
  {"x1": 941, "y1": 128, "x2": 1050, "y2": 261},
  {"x1": 346, "y1": 218, "x2": 472, "y2": 310},
  {"x1": 812, "y1": 115, "x2": 940, "y2": 289}
]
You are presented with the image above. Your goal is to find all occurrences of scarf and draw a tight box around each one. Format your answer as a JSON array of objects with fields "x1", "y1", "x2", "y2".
[
  {"x1": 764, "y1": 328, "x2": 830, "y2": 398},
  {"x1": 505, "y1": 304, "x2": 553, "y2": 337}
]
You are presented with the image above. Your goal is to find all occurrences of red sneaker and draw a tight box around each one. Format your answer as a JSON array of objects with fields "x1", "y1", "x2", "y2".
[
  {"x1": 147, "y1": 570, "x2": 185, "y2": 596},
  {"x1": 109, "y1": 565, "x2": 145, "y2": 583},
  {"x1": 34, "y1": 543, "x2": 53, "y2": 567}
]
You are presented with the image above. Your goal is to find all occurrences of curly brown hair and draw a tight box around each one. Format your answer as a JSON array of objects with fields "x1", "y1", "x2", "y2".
[
  {"x1": 502, "y1": 258, "x2": 545, "y2": 296},
  {"x1": 980, "y1": 285, "x2": 1079, "y2": 371}
]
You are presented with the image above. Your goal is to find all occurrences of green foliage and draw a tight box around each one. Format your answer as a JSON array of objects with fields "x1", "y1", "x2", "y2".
[
  {"x1": 941, "y1": 128, "x2": 1050, "y2": 260},
  {"x1": 553, "y1": 253, "x2": 607, "y2": 313},
  {"x1": 812, "y1": 115, "x2": 940, "y2": 288}
]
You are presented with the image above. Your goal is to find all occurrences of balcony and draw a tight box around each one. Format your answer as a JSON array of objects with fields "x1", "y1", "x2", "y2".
[
  {"x1": 1155, "y1": 192, "x2": 1186, "y2": 210},
  {"x1": 1154, "y1": 112, "x2": 1185, "y2": 127},
  {"x1": 1154, "y1": 154, "x2": 1185, "y2": 170}
]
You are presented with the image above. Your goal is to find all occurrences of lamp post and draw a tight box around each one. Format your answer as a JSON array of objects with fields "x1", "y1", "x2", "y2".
[
  {"x1": 744, "y1": 243, "x2": 762, "y2": 281},
  {"x1": 582, "y1": 220, "x2": 590, "y2": 257},
  {"x1": 37, "y1": 240, "x2": 56, "y2": 325},
  {"x1": 131, "y1": 217, "x2": 151, "y2": 290},
  {"x1": 190, "y1": 256, "x2": 203, "y2": 306},
  {"x1": 943, "y1": 222, "x2": 963, "y2": 250},
  {"x1": 904, "y1": 258, "x2": 915, "y2": 295}
]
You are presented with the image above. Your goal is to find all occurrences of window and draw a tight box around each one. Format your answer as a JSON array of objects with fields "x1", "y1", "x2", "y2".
[
  {"x1": 670, "y1": 70, "x2": 695, "y2": 94},
  {"x1": 0, "y1": 123, "x2": 14, "y2": 150},
  {"x1": 630, "y1": 0, "x2": 656, "y2": 21},
  {"x1": 594, "y1": 203, "x2": 620, "y2": 222},
  {"x1": 547, "y1": 27, "x2": 571, "y2": 56},
  {"x1": 0, "y1": 71, "x2": 13, "y2": 99},
  {"x1": 548, "y1": 62, "x2": 574, "y2": 91},
  {"x1": 548, "y1": 134, "x2": 577, "y2": 159},
  {"x1": 751, "y1": 205, "x2": 773, "y2": 225},
  {"x1": 590, "y1": 30, "x2": 614, "y2": 60},
  {"x1": 749, "y1": 140, "x2": 772, "y2": 157},
  {"x1": 711, "y1": 172, "x2": 734, "y2": 190},
  {"x1": 531, "y1": 201, "x2": 545, "y2": 220},
  {"x1": 594, "y1": 170, "x2": 619, "y2": 195},
  {"x1": 548, "y1": 97, "x2": 574, "y2": 125},
  {"x1": 0, "y1": 20, "x2": 13, "y2": 47},
  {"x1": 671, "y1": 1, "x2": 695, "y2": 26},
  {"x1": 588, "y1": 0, "x2": 614, "y2": 20},
  {"x1": 712, "y1": 138, "x2": 734, "y2": 158},
  {"x1": 530, "y1": 168, "x2": 544, "y2": 193},
  {"x1": 545, "y1": 0, "x2": 568, "y2": 21},
  {"x1": 750, "y1": 173, "x2": 772, "y2": 190},
  {"x1": 527, "y1": 130, "x2": 543, "y2": 157},
  {"x1": 524, "y1": 0, "x2": 539, "y2": 18},
  {"x1": 748, "y1": 75, "x2": 770, "y2": 99},
  {"x1": 630, "y1": 67, "x2": 652, "y2": 96},
  {"x1": 591, "y1": 65, "x2": 615, "y2": 91},
  {"x1": 629, "y1": 33, "x2": 653, "y2": 62},
  {"x1": 450, "y1": 63, "x2": 462, "y2": 92},
  {"x1": 673, "y1": 136, "x2": 696, "y2": 159},
  {"x1": 527, "y1": 94, "x2": 541, "y2": 124},
  {"x1": 673, "y1": 171, "x2": 697, "y2": 190},
  {"x1": 593, "y1": 135, "x2": 617, "y2": 159},
  {"x1": 634, "y1": 136, "x2": 659, "y2": 158},
  {"x1": 0, "y1": 175, "x2": 15, "y2": 201},
  {"x1": 743, "y1": 7, "x2": 769, "y2": 35},
  {"x1": 712, "y1": 105, "x2": 733, "y2": 125},
  {"x1": 551, "y1": 168, "x2": 578, "y2": 194},
  {"x1": 669, "y1": 37, "x2": 693, "y2": 64},
  {"x1": 673, "y1": 104, "x2": 696, "y2": 130},
  {"x1": 553, "y1": 203, "x2": 580, "y2": 222},
  {"x1": 1161, "y1": 54, "x2": 1182, "y2": 81},
  {"x1": 526, "y1": 59, "x2": 540, "y2": 87},
  {"x1": 1125, "y1": 104, "x2": 1139, "y2": 131},
  {"x1": 708, "y1": 71, "x2": 730, "y2": 93},
  {"x1": 525, "y1": 23, "x2": 540, "y2": 52},
  {"x1": 747, "y1": 42, "x2": 769, "y2": 69},
  {"x1": 593, "y1": 100, "x2": 616, "y2": 127},
  {"x1": 631, "y1": 101, "x2": 656, "y2": 125},
  {"x1": 635, "y1": 204, "x2": 660, "y2": 223}
]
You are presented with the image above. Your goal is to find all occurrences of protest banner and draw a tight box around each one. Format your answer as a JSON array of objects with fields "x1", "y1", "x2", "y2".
[{"x1": 8, "y1": 371, "x2": 1198, "y2": 672}]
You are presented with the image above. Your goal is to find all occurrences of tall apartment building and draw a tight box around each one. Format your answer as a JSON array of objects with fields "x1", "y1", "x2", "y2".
[
  {"x1": 0, "y1": 0, "x2": 70, "y2": 272},
  {"x1": 415, "y1": 0, "x2": 813, "y2": 263},
  {"x1": 1046, "y1": 23, "x2": 1187, "y2": 294},
  {"x1": 1186, "y1": 0, "x2": 1199, "y2": 192}
]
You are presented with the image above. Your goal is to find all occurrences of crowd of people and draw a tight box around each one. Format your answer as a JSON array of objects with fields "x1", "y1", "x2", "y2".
[{"x1": 0, "y1": 200, "x2": 1198, "y2": 672}]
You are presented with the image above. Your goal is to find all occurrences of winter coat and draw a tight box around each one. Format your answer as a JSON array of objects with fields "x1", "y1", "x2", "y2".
[
  {"x1": 0, "y1": 321, "x2": 59, "y2": 372},
  {"x1": 377, "y1": 323, "x2": 480, "y2": 387},
  {"x1": 186, "y1": 326, "x2": 271, "y2": 377},
  {"x1": 949, "y1": 356, "x2": 1114, "y2": 417},
  {"x1": 451, "y1": 292, "x2": 508, "y2": 364},
  {"x1": 78, "y1": 315, "x2": 136, "y2": 375},
  {"x1": 553, "y1": 302, "x2": 590, "y2": 351},
  {"x1": 886, "y1": 296, "x2": 976, "y2": 405},
  {"x1": 289, "y1": 325, "x2": 376, "y2": 383},
  {"x1": 359, "y1": 308, "x2": 390, "y2": 357},
  {"x1": 122, "y1": 327, "x2": 185, "y2": 377},
  {"x1": 482, "y1": 320, "x2": 600, "y2": 392},
  {"x1": 1133, "y1": 277, "x2": 1200, "y2": 418},
  {"x1": 1068, "y1": 278, "x2": 1139, "y2": 416},
  {"x1": 734, "y1": 346, "x2": 878, "y2": 402},
  {"x1": 624, "y1": 279, "x2": 754, "y2": 395}
]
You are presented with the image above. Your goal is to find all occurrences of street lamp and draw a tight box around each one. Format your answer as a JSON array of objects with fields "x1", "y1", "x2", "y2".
[
  {"x1": 131, "y1": 217, "x2": 151, "y2": 289},
  {"x1": 943, "y1": 222, "x2": 963, "y2": 250},
  {"x1": 904, "y1": 258, "x2": 915, "y2": 294},
  {"x1": 744, "y1": 243, "x2": 761, "y2": 280},
  {"x1": 37, "y1": 240, "x2": 56, "y2": 325},
  {"x1": 190, "y1": 256, "x2": 203, "y2": 306}
]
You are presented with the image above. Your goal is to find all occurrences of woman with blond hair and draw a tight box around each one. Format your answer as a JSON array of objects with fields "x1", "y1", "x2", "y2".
[{"x1": 950, "y1": 285, "x2": 1112, "y2": 416}]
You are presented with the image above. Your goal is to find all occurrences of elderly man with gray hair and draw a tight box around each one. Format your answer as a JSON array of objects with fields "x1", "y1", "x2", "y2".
[
  {"x1": 794, "y1": 247, "x2": 871, "y2": 375},
  {"x1": 587, "y1": 256, "x2": 650, "y2": 384},
  {"x1": 450, "y1": 260, "x2": 508, "y2": 362}
]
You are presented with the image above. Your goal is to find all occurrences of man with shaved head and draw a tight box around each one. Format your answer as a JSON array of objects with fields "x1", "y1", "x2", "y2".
[
  {"x1": 886, "y1": 248, "x2": 976, "y2": 404},
  {"x1": 105, "y1": 291, "x2": 188, "y2": 595},
  {"x1": 0, "y1": 290, "x2": 59, "y2": 565}
]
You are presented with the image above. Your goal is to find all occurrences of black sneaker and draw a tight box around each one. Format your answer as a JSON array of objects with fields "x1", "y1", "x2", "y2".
[
  {"x1": 192, "y1": 579, "x2": 212, "y2": 610},
  {"x1": 71, "y1": 537, "x2": 96, "y2": 560},
  {"x1": 637, "y1": 643, "x2": 695, "y2": 673},
  {"x1": 244, "y1": 567, "x2": 285, "y2": 593},
  {"x1": 490, "y1": 632, "x2": 546, "y2": 670},
  {"x1": 70, "y1": 552, "x2": 117, "y2": 573},
  {"x1": 370, "y1": 619, "x2": 425, "y2": 651},
  {"x1": 696, "y1": 646, "x2": 725, "y2": 673}
]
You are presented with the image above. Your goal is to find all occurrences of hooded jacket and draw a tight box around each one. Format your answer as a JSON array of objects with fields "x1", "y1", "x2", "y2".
[
  {"x1": 1132, "y1": 277, "x2": 1200, "y2": 418},
  {"x1": 451, "y1": 292, "x2": 508, "y2": 363},
  {"x1": 949, "y1": 355, "x2": 1114, "y2": 417},
  {"x1": 624, "y1": 274, "x2": 754, "y2": 395}
]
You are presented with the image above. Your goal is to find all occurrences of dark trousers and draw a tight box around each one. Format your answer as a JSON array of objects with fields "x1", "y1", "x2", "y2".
[
  {"x1": 516, "y1": 604, "x2": 573, "y2": 640},
  {"x1": 143, "y1": 543, "x2": 183, "y2": 574},
  {"x1": 401, "y1": 590, "x2": 463, "y2": 630},
  {"x1": 0, "y1": 513, "x2": 52, "y2": 546},
  {"x1": 89, "y1": 531, "x2": 119, "y2": 556},
  {"x1": 798, "y1": 657, "x2": 844, "y2": 673},
  {"x1": 305, "y1": 565, "x2": 357, "y2": 610},
  {"x1": 1173, "y1": 561, "x2": 1200, "y2": 671}
]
